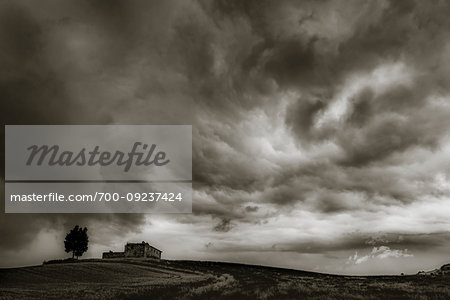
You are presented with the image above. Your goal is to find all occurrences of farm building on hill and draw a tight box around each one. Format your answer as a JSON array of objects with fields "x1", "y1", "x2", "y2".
[{"x1": 102, "y1": 241, "x2": 162, "y2": 259}]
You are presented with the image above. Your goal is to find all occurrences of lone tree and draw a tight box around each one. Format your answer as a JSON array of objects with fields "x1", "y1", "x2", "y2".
[{"x1": 64, "y1": 225, "x2": 88, "y2": 259}]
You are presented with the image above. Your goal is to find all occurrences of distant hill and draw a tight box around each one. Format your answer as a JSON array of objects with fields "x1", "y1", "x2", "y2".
[
  {"x1": 416, "y1": 263, "x2": 450, "y2": 276},
  {"x1": 0, "y1": 259, "x2": 449, "y2": 299}
]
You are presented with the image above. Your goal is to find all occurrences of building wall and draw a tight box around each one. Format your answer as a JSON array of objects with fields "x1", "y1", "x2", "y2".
[
  {"x1": 145, "y1": 245, "x2": 162, "y2": 259},
  {"x1": 124, "y1": 243, "x2": 162, "y2": 259},
  {"x1": 103, "y1": 242, "x2": 161, "y2": 259},
  {"x1": 125, "y1": 243, "x2": 145, "y2": 257}
]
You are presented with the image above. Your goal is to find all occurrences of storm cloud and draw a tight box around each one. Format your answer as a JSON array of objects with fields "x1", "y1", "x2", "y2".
[{"x1": 1, "y1": 0, "x2": 450, "y2": 274}]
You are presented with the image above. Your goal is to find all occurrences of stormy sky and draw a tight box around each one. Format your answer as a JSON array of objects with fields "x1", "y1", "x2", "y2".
[{"x1": 1, "y1": 0, "x2": 450, "y2": 275}]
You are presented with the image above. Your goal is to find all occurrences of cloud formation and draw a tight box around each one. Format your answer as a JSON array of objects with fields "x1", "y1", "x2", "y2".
[
  {"x1": 347, "y1": 246, "x2": 413, "y2": 265},
  {"x1": 1, "y1": 0, "x2": 450, "y2": 274}
]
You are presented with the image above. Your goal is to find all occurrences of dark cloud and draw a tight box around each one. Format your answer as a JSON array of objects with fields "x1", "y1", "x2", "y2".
[
  {"x1": 1, "y1": 0, "x2": 450, "y2": 274},
  {"x1": 205, "y1": 231, "x2": 450, "y2": 255},
  {"x1": 213, "y1": 218, "x2": 233, "y2": 232},
  {"x1": 285, "y1": 96, "x2": 326, "y2": 142},
  {"x1": 245, "y1": 206, "x2": 258, "y2": 213},
  {"x1": 0, "y1": 0, "x2": 146, "y2": 256},
  {"x1": 264, "y1": 38, "x2": 318, "y2": 88}
]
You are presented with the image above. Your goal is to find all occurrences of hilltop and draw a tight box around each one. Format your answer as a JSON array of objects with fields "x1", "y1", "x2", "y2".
[{"x1": 0, "y1": 259, "x2": 449, "y2": 299}]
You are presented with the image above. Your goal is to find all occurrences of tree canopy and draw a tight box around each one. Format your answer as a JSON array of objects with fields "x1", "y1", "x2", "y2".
[{"x1": 64, "y1": 225, "x2": 88, "y2": 259}]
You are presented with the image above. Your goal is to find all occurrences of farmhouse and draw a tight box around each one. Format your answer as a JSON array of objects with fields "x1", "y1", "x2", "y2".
[{"x1": 102, "y1": 241, "x2": 162, "y2": 259}]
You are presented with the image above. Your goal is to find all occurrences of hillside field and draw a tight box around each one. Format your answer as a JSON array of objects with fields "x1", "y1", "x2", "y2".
[{"x1": 0, "y1": 259, "x2": 449, "y2": 299}]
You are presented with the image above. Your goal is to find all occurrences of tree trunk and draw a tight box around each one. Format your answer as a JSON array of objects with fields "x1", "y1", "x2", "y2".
[{"x1": 72, "y1": 251, "x2": 75, "y2": 259}]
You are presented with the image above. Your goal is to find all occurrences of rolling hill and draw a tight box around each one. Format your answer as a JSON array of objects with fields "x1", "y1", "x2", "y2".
[{"x1": 0, "y1": 259, "x2": 449, "y2": 299}]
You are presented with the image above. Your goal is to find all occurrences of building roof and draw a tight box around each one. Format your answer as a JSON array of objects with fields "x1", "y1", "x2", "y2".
[{"x1": 126, "y1": 241, "x2": 162, "y2": 252}]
